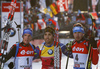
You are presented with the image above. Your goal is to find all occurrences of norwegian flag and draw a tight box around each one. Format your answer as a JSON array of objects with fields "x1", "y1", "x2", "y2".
[
  {"x1": 57, "y1": 0, "x2": 68, "y2": 12},
  {"x1": 37, "y1": 19, "x2": 46, "y2": 30}
]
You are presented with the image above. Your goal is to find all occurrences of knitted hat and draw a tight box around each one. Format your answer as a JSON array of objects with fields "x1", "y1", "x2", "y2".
[{"x1": 44, "y1": 26, "x2": 55, "y2": 35}]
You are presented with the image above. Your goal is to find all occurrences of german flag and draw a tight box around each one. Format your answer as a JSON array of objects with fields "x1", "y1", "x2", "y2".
[{"x1": 50, "y1": 3, "x2": 58, "y2": 15}]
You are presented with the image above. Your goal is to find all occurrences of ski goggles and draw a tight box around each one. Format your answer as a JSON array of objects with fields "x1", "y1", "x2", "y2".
[{"x1": 73, "y1": 26, "x2": 85, "y2": 34}]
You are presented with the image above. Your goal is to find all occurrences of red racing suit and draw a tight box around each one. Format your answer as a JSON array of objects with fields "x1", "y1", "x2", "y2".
[
  {"x1": 0, "y1": 42, "x2": 40, "y2": 69},
  {"x1": 71, "y1": 39, "x2": 98, "y2": 69}
]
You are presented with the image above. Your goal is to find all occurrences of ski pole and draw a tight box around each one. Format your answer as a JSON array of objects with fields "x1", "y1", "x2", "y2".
[
  {"x1": 85, "y1": 44, "x2": 92, "y2": 69},
  {"x1": 65, "y1": 52, "x2": 69, "y2": 69},
  {"x1": 85, "y1": 18, "x2": 96, "y2": 69},
  {"x1": 54, "y1": 28, "x2": 60, "y2": 69},
  {"x1": 14, "y1": 21, "x2": 21, "y2": 43},
  {"x1": 65, "y1": 41, "x2": 72, "y2": 69}
]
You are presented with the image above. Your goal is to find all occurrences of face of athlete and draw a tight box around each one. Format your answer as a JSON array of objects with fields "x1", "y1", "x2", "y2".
[
  {"x1": 73, "y1": 32, "x2": 84, "y2": 41},
  {"x1": 22, "y1": 34, "x2": 32, "y2": 44},
  {"x1": 44, "y1": 32, "x2": 54, "y2": 46}
]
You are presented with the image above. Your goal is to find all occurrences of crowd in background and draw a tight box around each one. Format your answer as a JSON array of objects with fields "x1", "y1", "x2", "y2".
[{"x1": 0, "y1": 0, "x2": 100, "y2": 39}]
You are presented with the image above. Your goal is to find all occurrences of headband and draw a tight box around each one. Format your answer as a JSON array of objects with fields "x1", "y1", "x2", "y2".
[
  {"x1": 73, "y1": 26, "x2": 85, "y2": 33},
  {"x1": 22, "y1": 28, "x2": 33, "y2": 36}
]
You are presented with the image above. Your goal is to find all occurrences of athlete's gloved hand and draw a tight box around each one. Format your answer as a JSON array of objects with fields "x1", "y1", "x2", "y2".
[
  {"x1": 0, "y1": 53, "x2": 7, "y2": 63},
  {"x1": 66, "y1": 41, "x2": 73, "y2": 51},
  {"x1": 8, "y1": 62, "x2": 14, "y2": 69},
  {"x1": 89, "y1": 37, "x2": 97, "y2": 48}
]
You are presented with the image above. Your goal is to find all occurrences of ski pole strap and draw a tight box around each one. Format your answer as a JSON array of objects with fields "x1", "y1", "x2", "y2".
[{"x1": 15, "y1": 43, "x2": 19, "y2": 59}]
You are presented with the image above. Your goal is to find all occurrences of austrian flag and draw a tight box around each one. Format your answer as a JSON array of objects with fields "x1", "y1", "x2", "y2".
[
  {"x1": 37, "y1": 19, "x2": 46, "y2": 30},
  {"x1": 57, "y1": 0, "x2": 68, "y2": 12}
]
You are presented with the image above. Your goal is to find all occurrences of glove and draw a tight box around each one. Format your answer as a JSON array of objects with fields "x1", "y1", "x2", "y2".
[
  {"x1": 0, "y1": 53, "x2": 7, "y2": 63},
  {"x1": 66, "y1": 41, "x2": 73, "y2": 51},
  {"x1": 8, "y1": 62, "x2": 14, "y2": 69},
  {"x1": 89, "y1": 37, "x2": 97, "y2": 48}
]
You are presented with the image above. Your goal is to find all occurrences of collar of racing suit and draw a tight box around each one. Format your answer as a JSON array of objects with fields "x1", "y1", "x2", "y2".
[
  {"x1": 76, "y1": 37, "x2": 87, "y2": 43},
  {"x1": 20, "y1": 42, "x2": 30, "y2": 47}
]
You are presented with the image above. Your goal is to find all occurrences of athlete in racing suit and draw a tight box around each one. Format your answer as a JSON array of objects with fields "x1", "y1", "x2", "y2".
[
  {"x1": 66, "y1": 23, "x2": 98, "y2": 69},
  {"x1": 0, "y1": 28, "x2": 40, "y2": 69},
  {"x1": 38, "y1": 27, "x2": 72, "y2": 69}
]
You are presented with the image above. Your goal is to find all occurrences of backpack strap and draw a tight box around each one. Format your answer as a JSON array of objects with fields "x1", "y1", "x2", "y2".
[
  {"x1": 29, "y1": 43, "x2": 40, "y2": 60},
  {"x1": 40, "y1": 42, "x2": 45, "y2": 50},
  {"x1": 29, "y1": 43, "x2": 35, "y2": 50},
  {"x1": 15, "y1": 43, "x2": 36, "y2": 59},
  {"x1": 84, "y1": 39, "x2": 90, "y2": 51},
  {"x1": 15, "y1": 43, "x2": 19, "y2": 59}
]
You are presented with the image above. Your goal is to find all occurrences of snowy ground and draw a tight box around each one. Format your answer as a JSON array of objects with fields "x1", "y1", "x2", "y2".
[{"x1": 4, "y1": 54, "x2": 100, "y2": 69}]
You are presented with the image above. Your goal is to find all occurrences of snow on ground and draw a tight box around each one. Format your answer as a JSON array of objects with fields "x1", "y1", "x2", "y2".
[{"x1": 4, "y1": 54, "x2": 100, "y2": 69}]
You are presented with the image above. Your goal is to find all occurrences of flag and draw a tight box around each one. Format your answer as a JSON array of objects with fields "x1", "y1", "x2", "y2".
[
  {"x1": 35, "y1": 23, "x2": 38, "y2": 31},
  {"x1": 43, "y1": 7, "x2": 53, "y2": 17},
  {"x1": 57, "y1": 0, "x2": 68, "y2": 12},
  {"x1": 26, "y1": 0, "x2": 31, "y2": 14},
  {"x1": 54, "y1": 16, "x2": 60, "y2": 29},
  {"x1": 48, "y1": 18, "x2": 59, "y2": 29},
  {"x1": 92, "y1": 0, "x2": 96, "y2": 12},
  {"x1": 92, "y1": 21, "x2": 97, "y2": 30},
  {"x1": 76, "y1": 14, "x2": 86, "y2": 23},
  {"x1": 37, "y1": 19, "x2": 46, "y2": 30},
  {"x1": 89, "y1": 12, "x2": 98, "y2": 20},
  {"x1": 31, "y1": 23, "x2": 34, "y2": 30},
  {"x1": 48, "y1": 18, "x2": 56, "y2": 26},
  {"x1": 39, "y1": 0, "x2": 46, "y2": 13},
  {"x1": 50, "y1": 3, "x2": 58, "y2": 15}
]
